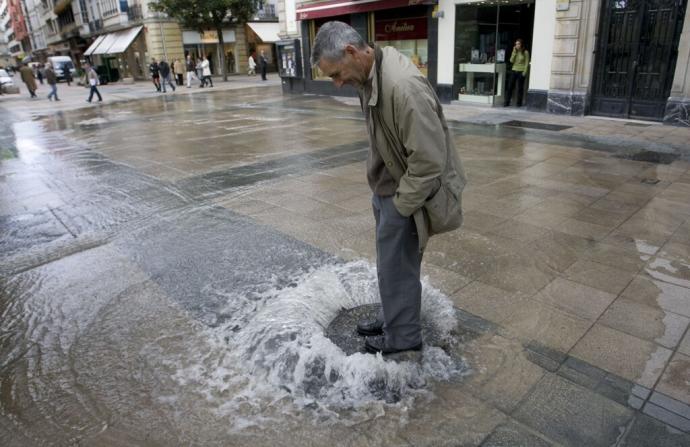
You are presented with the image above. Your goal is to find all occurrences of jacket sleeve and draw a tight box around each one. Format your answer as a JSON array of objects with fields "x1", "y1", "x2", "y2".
[
  {"x1": 523, "y1": 51, "x2": 530, "y2": 75},
  {"x1": 392, "y1": 77, "x2": 447, "y2": 217}
]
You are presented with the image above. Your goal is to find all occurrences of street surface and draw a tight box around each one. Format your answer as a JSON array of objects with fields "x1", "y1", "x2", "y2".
[{"x1": 1, "y1": 79, "x2": 689, "y2": 446}]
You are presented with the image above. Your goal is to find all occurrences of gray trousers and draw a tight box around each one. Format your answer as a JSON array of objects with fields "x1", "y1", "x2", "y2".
[{"x1": 372, "y1": 194, "x2": 423, "y2": 349}]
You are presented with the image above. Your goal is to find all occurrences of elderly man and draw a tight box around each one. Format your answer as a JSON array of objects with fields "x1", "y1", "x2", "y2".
[
  {"x1": 311, "y1": 22, "x2": 466, "y2": 355},
  {"x1": 19, "y1": 63, "x2": 38, "y2": 98}
]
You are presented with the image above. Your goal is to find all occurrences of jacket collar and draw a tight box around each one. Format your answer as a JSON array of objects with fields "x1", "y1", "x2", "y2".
[
  {"x1": 367, "y1": 58, "x2": 378, "y2": 107},
  {"x1": 366, "y1": 45, "x2": 384, "y2": 107}
]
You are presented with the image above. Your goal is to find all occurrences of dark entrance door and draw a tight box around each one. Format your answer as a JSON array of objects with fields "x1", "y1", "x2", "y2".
[{"x1": 591, "y1": 0, "x2": 687, "y2": 120}]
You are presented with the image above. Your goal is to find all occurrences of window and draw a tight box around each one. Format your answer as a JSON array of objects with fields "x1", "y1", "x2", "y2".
[{"x1": 374, "y1": 6, "x2": 428, "y2": 77}]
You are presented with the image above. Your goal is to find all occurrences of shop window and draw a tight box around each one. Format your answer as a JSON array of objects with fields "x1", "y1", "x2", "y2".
[
  {"x1": 454, "y1": 1, "x2": 534, "y2": 106},
  {"x1": 309, "y1": 15, "x2": 351, "y2": 81},
  {"x1": 374, "y1": 6, "x2": 428, "y2": 77}
]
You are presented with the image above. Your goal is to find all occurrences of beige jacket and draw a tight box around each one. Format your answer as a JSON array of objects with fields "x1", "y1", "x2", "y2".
[
  {"x1": 361, "y1": 46, "x2": 466, "y2": 251},
  {"x1": 20, "y1": 66, "x2": 37, "y2": 90},
  {"x1": 174, "y1": 60, "x2": 184, "y2": 75}
]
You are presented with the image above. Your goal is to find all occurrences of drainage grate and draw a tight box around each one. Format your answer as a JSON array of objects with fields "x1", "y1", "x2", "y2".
[
  {"x1": 624, "y1": 122, "x2": 653, "y2": 127},
  {"x1": 502, "y1": 120, "x2": 572, "y2": 131},
  {"x1": 616, "y1": 150, "x2": 678, "y2": 164}
]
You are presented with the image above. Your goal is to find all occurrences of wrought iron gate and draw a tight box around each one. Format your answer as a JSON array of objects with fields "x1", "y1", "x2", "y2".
[{"x1": 591, "y1": 0, "x2": 687, "y2": 120}]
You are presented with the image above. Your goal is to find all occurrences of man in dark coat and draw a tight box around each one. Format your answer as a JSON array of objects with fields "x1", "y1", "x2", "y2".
[
  {"x1": 259, "y1": 50, "x2": 268, "y2": 81},
  {"x1": 158, "y1": 58, "x2": 176, "y2": 93},
  {"x1": 149, "y1": 58, "x2": 161, "y2": 92}
]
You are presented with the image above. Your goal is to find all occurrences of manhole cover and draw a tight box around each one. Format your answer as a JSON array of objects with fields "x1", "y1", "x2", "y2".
[
  {"x1": 641, "y1": 178, "x2": 661, "y2": 185},
  {"x1": 325, "y1": 304, "x2": 450, "y2": 360}
]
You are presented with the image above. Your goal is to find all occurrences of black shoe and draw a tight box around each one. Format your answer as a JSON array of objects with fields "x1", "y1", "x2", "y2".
[
  {"x1": 364, "y1": 335, "x2": 422, "y2": 355},
  {"x1": 356, "y1": 319, "x2": 384, "y2": 336}
]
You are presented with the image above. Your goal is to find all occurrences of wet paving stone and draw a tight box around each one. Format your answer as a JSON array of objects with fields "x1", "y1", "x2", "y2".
[
  {"x1": 620, "y1": 414, "x2": 690, "y2": 446},
  {"x1": 481, "y1": 421, "x2": 556, "y2": 447},
  {"x1": 3, "y1": 88, "x2": 690, "y2": 445},
  {"x1": 514, "y1": 374, "x2": 634, "y2": 447},
  {"x1": 0, "y1": 209, "x2": 71, "y2": 258}
]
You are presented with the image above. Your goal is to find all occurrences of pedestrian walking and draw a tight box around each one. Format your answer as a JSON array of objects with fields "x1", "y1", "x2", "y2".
[
  {"x1": 64, "y1": 67, "x2": 73, "y2": 86},
  {"x1": 84, "y1": 63, "x2": 102, "y2": 103},
  {"x1": 159, "y1": 59, "x2": 176, "y2": 92},
  {"x1": 174, "y1": 59, "x2": 184, "y2": 86},
  {"x1": 201, "y1": 56, "x2": 213, "y2": 87},
  {"x1": 311, "y1": 22, "x2": 466, "y2": 355},
  {"x1": 185, "y1": 55, "x2": 197, "y2": 88},
  {"x1": 45, "y1": 63, "x2": 59, "y2": 101},
  {"x1": 227, "y1": 50, "x2": 235, "y2": 73},
  {"x1": 504, "y1": 38, "x2": 530, "y2": 107},
  {"x1": 37, "y1": 64, "x2": 44, "y2": 84},
  {"x1": 259, "y1": 50, "x2": 268, "y2": 81},
  {"x1": 196, "y1": 59, "x2": 205, "y2": 87},
  {"x1": 149, "y1": 58, "x2": 161, "y2": 92},
  {"x1": 19, "y1": 63, "x2": 38, "y2": 98},
  {"x1": 248, "y1": 53, "x2": 256, "y2": 75}
]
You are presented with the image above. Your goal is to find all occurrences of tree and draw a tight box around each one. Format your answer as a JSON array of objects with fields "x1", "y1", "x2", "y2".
[{"x1": 151, "y1": 0, "x2": 260, "y2": 81}]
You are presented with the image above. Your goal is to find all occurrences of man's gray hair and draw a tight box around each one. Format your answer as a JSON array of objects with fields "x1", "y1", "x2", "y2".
[{"x1": 310, "y1": 21, "x2": 367, "y2": 67}]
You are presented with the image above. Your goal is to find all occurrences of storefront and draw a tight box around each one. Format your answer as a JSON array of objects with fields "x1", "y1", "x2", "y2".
[
  {"x1": 83, "y1": 25, "x2": 147, "y2": 81},
  {"x1": 289, "y1": 0, "x2": 437, "y2": 97},
  {"x1": 183, "y1": 29, "x2": 238, "y2": 75},
  {"x1": 452, "y1": 0, "x2": 535, "y2": 106},
  {"x1": 246, "y1": 22, "x2": 281, "y2": 74}
]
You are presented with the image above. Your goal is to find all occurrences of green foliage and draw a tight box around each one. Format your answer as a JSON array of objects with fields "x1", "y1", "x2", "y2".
[
  {"x1": 151, "y1": 0, "x2": 260, "y2": 80},
  {"x1": 150, "y1": 0, "x2": 260, "y2": 30}
]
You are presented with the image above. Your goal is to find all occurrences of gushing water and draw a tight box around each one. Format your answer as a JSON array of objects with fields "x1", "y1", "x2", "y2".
[{"x1": 160, "y1": 261, "x2": 470, "y2": 429}]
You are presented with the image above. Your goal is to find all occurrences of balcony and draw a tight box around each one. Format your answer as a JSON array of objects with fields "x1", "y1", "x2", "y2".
[
  {"x1": 128, "y1": 4, "x2": 142, "y2": 21},
  {"x1": 256, "y1": 4, "x2": 276, "y2": 20},
  {"x1": 88, "y1": 19, "x2": 103, "y2": 34}
]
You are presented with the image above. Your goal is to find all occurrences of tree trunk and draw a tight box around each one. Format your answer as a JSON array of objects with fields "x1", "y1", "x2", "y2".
[{"x1": 217, "y1": 26, "x2": 228, "y2": 82}]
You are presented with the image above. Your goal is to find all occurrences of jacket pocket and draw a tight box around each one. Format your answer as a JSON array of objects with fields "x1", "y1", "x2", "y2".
[{"x1": 423, "y1": 182, "x2": 463, "y2": 236}]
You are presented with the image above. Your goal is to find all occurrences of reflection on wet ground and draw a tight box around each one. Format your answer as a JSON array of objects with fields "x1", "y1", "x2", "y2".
[{"x1": 1, "y1": 87, "x2": 690, "y2": 445}]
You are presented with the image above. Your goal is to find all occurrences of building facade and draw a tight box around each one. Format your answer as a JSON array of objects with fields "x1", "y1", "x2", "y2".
[
  {"x1": 1, "y1": 0, "x2": 12, "y2": 66},
  {"x1": 7, "y1": 0, "x2": 29, "y2": 59},
  {"x1": 285, "y1": 0, "x2": 690, "y2": 126}
]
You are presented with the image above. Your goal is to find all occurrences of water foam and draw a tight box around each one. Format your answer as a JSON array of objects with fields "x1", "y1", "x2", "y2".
[{"x1": 166, "y1": 261, "x2": 469, "y2": 428}]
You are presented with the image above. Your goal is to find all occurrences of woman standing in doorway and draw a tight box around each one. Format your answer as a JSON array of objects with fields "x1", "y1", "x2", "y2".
[{"x1": 504, "y1": 38, "x2": 530, "y2": 107}]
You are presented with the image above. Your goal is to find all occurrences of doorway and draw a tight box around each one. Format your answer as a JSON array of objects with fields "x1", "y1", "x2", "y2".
[
  {"x1": 454, "y1": 0, "x2": 535, "y2": 106},
  {"x1": 591, "y1": 0, "x2": 688, "y2": 120}
]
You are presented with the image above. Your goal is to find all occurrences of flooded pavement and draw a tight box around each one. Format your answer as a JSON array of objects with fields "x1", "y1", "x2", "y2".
[{"x1": 1, "y1": 87, "x2": 690, "y2": 446}]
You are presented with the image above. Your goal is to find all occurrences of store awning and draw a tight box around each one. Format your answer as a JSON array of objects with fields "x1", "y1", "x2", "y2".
[
  {"x1": 84, "y1": 35, "x2": 106, "y2": 56},
  {"x1": 85, "y1": 26, "x2": 143, "y2": 56},
  {"x1": 296, "y1": 0, "x2": 435, "y2": 20},
  {"x1": 106, "y1": 26, "x2": 143, "y2": 54},
  {"x1": 247, "y1": 22, "x2": 281, "y2": 42}
]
